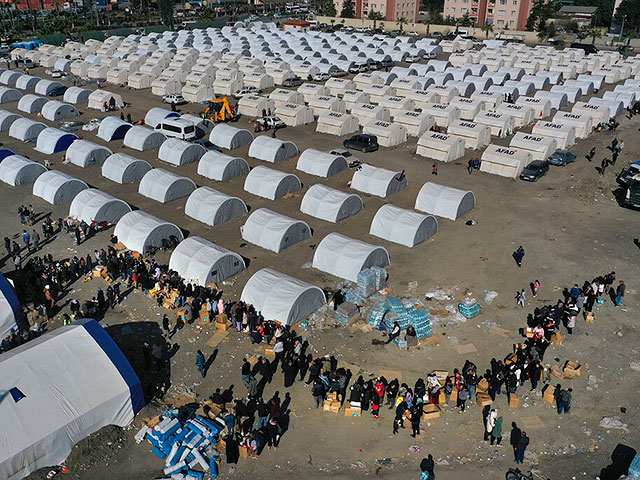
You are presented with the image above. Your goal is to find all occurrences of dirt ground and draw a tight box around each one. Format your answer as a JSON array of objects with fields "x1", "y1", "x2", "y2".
[{"x1": 1, "y1": 58, "x2": 638, "y2": 480}]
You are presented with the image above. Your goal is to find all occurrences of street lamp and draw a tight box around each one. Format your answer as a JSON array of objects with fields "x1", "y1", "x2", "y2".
[{"x1": 619, "y1": 14, "x2": 626, "y2": 43}]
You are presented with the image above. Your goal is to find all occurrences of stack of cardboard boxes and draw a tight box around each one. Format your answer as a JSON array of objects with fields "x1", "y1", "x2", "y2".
[
  {"x1": 215, "y1": 313, "x2": 231, "y2": 331},
  {"x1": 323, "y1": 392, "x2": 341, "y2": 413},
  {"x1": 344, "y1": 401, "x2": 361, "y2": 417},
  {"x1": 475, "y1": 376, "x2": 492, "y2": 407}
]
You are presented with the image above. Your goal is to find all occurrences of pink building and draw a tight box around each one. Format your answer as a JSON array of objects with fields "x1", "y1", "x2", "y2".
[
  {"x1": 442, "y1": 0, "x2": 531, "y2": 31},
  {"x1": 333, "y1": 0, "x2": 420, "y2": 23}
]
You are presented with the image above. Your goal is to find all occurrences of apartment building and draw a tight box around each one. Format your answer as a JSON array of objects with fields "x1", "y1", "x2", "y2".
[
  {"x1": 333, "y1": 0, "x2": 420, "y2": 23},
  {"x1": 442, "y1": 0, "x2": 532, "y2": 31}
]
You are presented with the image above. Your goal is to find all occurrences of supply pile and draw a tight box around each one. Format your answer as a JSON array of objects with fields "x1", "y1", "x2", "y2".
[
  {"x1": 367, "y1": 296, "x2": 433, "y2": 338},
  {"x1": 458, "y1": 298, "x2": 481, "y2": 319}
]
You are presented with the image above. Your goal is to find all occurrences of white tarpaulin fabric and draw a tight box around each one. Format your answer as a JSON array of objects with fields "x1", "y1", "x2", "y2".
[
  {"x1": 41, "y1": 101, "x2": 79, "y2": 122},
  {"x1": 158, "y1": 138, "x2": 205, "y2": 166},
  {"x1": 65, "y1": 140, "x2": 113, "y2": 168},
  {"x1": 68, "y1": 188, "x2": 131, "y2": 224},
  {"x1": 532, "y1": 121, "x2": 576, "y2": 149},
  {"x1": 369, "y1": 204, "x2": 437, "y2": 248},
  {"x1": 415, "y1": 182, "x2": 476, "y2": 221},
  {"x1": 17, "y1": 94, "x2": 48, "y2": 114},
  {"x1": 296, "y1": 149, "x2": 348, "y2": 178},
  {"x1": 495, "y1": 103, "x2": 534, "y2": 127},
  {"x1": 144, "y1": 107, "x2": 178, "y2": 128},
  {"x1": 97, "y1": 116, "x2": 132, "y2": 141},
  {"x1": 509, "y1": 132, "x2": 557, "y2": 161},
  {"x1": 553, "y1": 111, "x2": 593, "y2": 138},
  {"x1": 300, "y1": 184, "x2": 363, "y2": 223},
  {"x1": 473, "y1": 111, "x2": 515, "y2": 137},
  {"x1": 447, "y1": 120, "x2": 491, "y2": 149},
  {"x1": 248, "y1": 136, "x2": 298, "y2": 163},
  {"x1": 416, "y1": 131, "x2": 466, "y2": 162},
  {"x1": 9, "y1": 118, "x2": 46, "y2": 141},
  {"x1": 0, "y1": 155, "x2": 46, "y2": 186},
  {"x1": 138, "y1": 168, "x2": 196, "y2": 203},
  {"x1": 32, "y1": 170, "x2": 88, "y2": 205},
  {"x1": 362, "y1": 121, "x2": 407, "y2": 147},
  {"x1": 241, "y1": 208, "x2": 311, "y2": 253},
  {"x1": 169, "y1": 236, "x2": 245, "y2": 285},
  {"x1": 197, "y1": 151, "x2": 249, "y2": 181},
  {"x1": 114, "y1": 210, "x2": 183, "y2": 254},
  {"x1": 87, "y1": 89, "x2": 124, "y2": 110},
  {"x1": 123, "y1": 126, "x2": 166, "y2": 151},
  {"x1": 392, "y1": 110, "x2": 435, "y2": 137},
  {"x1": 275, "y1": 103, "x2": 315, "y2": 127},
  {"x1": 350, "y1": 164, "x2": 407, "y2": 198},
  {"x1": 0, "y1": 318, "x2": 144, "y2": 480},
  {"x1": 312, "y1": 232, "x2": 389, "y2": 282},
  {"x1": 63, "y1": 87, "x2": 91, "y2": 104},
  {"x1": 185, "y1": 186, "x2": 247, "y2": 226},
  {"x1": 0, "y1": 110, "x2": 20, "y2": 131},
  {"x1": 101, "y1": 153, "x2": 152, "y2": 184},
  {"x1": 315, "y1": 112, "x2": 360, "y2": 137},
  {"x1": 244, "y1": 166, "x2": 301, "y2": 200},
  {"x1": 571, "y1": 101, "x2": 609, "y2": 124},
  {"x1": 209, "y1": 124, "x2": 254, "y2": 150},
  {"x1": 34, "y1": 128, "x2": 77, "y2": 155},
  {"x1": 480, "y1": 144, "x2": 531, "y2": 179},
  {"x1": 241, "y1": 268, "x2": 325, "y2": 326},
  {"x1": 515, "y1": 96, "x2": 552, "y2": 119},
  {"x1": 0, "y1": 271, "x2": 23, "y2": 338}
]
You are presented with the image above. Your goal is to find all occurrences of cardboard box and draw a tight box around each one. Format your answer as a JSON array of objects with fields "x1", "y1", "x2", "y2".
[
  {"x1": 509, "y1": 393, "x2": 520, "y2": 408},
  {"x1": 199, "y1": 311, "x2": 211, "y2": 324},
  {"x1": 563, "y1": 361, "x2": 582, "y2": 377},
  {"x1": 404, "y1": 409, "x2": 412, "y2": 421},
  {"x1": 114, "y1": 242, "x2": 126, "y2": 251},
  {"x1": 216, "y1": 321, "x2": 231, "y2": 331},
  {"x1": 438, "y1": 390, "x2": 447, "y2": 405},
  {"x1": 476, "y1": 378, "x2": 489, "y2": 393},
  {"x1": 504, "y1": 353, "x2": 518, "y2": 365},
  {"x1": 329, "y1": 402, "x2": 340, "y2": 413},
  {"x1": 239, "y1": 446, "x2": 251, "y2": 459},
  {"x1": 551, "y1": 332, "x2": 564, "y2": 345},
  {"x1": 264, "y1": 346, "x2": 275, "y2": 357},
  {"x1": 431, "y1": 370, "x2": 449, "y2": 385},
  {"x1": 345, "y1": 407, "x2": 361, "y2": 417},
  {"x1": 93, "y1": 266, "x2": 106, "y2": 278},
  {"x1": 215, "y1": 438, "x2": 226, "y2": 454},
  {"x1": 216, "y1": 313, "x2": 228, "y2": 324},
  {"x1": 326, "y1": 392, "x2": 338, "y2": 402},
  {"x1": 542, "y1": 384, "x2": 554, "y2": 404},
  {"x1": 585, "y1": 311, "x2": 595, "y2": 323},
  {"x1": 323, "y1": 400, "x2": 336, "y2": 412},
  {"x1": 476, "y1": 393, "x2": 492, "y2": 407},
  {"x1": 525, "y1": 327, "x2": 534, "y2": 338},
  {"x1": 422, "y1": 404, "x2": 441, "y2": 420},
  {"x1": 247, "y1": 356, "x2": 259, "y2": 368},
  {"x1": 450, "y1": 389, "x2": 458, "y2": 403},
  {"x1": 162, "y1": 298, "x2": 176, "y2": 310},
  {"x1": 550, "y1": 365, "x2": 565, "y2": 379}
]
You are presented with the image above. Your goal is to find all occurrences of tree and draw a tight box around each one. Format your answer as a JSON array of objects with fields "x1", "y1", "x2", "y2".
[
  {"x1": 368, "y1": 10, "x2": 384, "y2": 29},
  {"x1": 614, "y1": 0, "x2": 640, "y2": 35},
  {"x1": 340, "y1": 0, "x2": 354, "y2": 18},
  {"x1": 480, "y1": 21, "x2": 493, "y2": 38},
  {"x1": 397, "y1": 16, "x2": 407, "y2": 32},
  {"x1": 323, "y1": 0, "x2": 336, "y2": 17},
  {"x1": 588, "y1": 27, "x2": 602, "y2": 44},
  {"x1": 526, "y1": 0, "x2": 560, "y2": 32},
  {"x1": 158, "y1": 0, "x2": 175, "y2": 29}
]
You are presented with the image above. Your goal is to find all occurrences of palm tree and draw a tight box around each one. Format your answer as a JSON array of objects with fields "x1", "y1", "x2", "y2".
[
  {"x1": 589, "y1": 28, "x2": 601, "y2": 45},
  {"x1": 368, "y1": 10, "x2": 384, "y2": 30},
  {"x1": 481, "y1": 21, "x2": 493, "y2": 39},
  {"x1": 397, "y1": 16, "x2": 407, "y2": 32}
]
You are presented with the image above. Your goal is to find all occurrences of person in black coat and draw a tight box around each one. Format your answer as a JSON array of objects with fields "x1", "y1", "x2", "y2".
[
  {"x1": 510, "y1": 421, "x2": 522, "y2": 457},
  {"x1": 225, "y1": 434, "x2": 239, "y2": 464},
  {"x1": 298, "y1": 353, "x2": 311, "y2": 382}
]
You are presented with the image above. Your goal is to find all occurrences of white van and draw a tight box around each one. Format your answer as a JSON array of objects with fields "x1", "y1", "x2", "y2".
[{"x1": 154, "y1": 118, "x2": 197, "y2": 140}]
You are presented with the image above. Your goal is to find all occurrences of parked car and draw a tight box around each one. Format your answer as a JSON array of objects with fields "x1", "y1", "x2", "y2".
[
  {"x1": 233, "y1": 87, "x2": 260, "y2": 98},
  {"x1": 381, "y1": 58, "x2": 395, "y2": 68},
  {"x1": 368, "y1": 61, "x2": 383, "y2": 71},
  {"x1": 47, "y1": 85, "x2": 68, "y2": 97},
  {"x1": 193, "y1": 139, "x2": 222, "y2": 152},
  {"x1": 343, "y1": 134, "x2": 379, "y2": 153},
  {"x1": 406, "y1": 54, "x2": 422, "y2": 62},
  {"x1": 330, "y1": 148, "x2": 359, "y2": 166},
  {"x1": 16, "y1": 58, "x2": 35, "y2": 69},
  {"x1": 330, "y1": 69, "x2": 348, "y2": 77},
  {"x1": 312, "y1": 72, "x2": 331, "y2": 81},
  {"x1": 282, "y1": 76, "x2": 303, "y2": 87},
  {"x1": 59, "y1": 120, "x2": 85, "y2": 132},
  {"x1": 162, "y1": 93, "x2": 187, "y2": 105},
  {"x1": 548, "y1": 149, "x2": 576, "y2": 166},
  {"x1": 254, "y1": 115, "x2": 286, "y2": 131},
  {"x1": 617, "y1": 160, "x2": 640, "y2": 187},
  {"x1": 519, "y1": 160, "x2": 549, "y2": 182},
  {"x1": 570, "y1": 42, "x2": 598, "y2": 55}
]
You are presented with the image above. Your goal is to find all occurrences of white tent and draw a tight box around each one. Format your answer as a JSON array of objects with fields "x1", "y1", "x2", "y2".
[
  {"x1": 9, "y1": 118, "x2": 47, "y2": 141},
  {"x1": 350, "y1": 103, "x2": 391, "y2": 127},
  {"x1": 308, "y1": 95, "x2": 346, "y2": 117},
  {"x1": 480, "y1": 144, "x2": 532, "y2": 179},
  {"x1": 449, "y1": 96, "x2": 483, "y2": 121},
  {"x1": 32, "y1": 170, "x2": 88, "y2": 204},
  {"x1": 342, "y1": 90, "x2": 371, "y2": 111},
  {"x1": 185, "y1": 186, "x2": 247, "y2": 226},
  {"x1": 0, "y1": 319, "x2": 144, "y2": 480},
  {"x1": 241, "y1": 208, "x2": 311, "y2": 253},
  {"x1": 504, "y1": 80, "x2": 535, "y2": 97},
  {"x1": 422, "y1": 103, "x2": 460, "y2": 128},
  {"x1": 515, "y1": 96, "x2": 552, "y2": 119},
  {"x1": 101, "y1": 153, "x2": 152, "y2": 184},
  {"x1": 243, "y1": 72, "x2": 274, "y2": 90},
  {"x1": 15, "y1": 74, "x2": 41, "y2": 91},
  {"x1": 144, "y1": 107, "x2": 179, "y2": 128},
  {"x1": 65, "y1": 140, "x2": 113, "y2": 167},
  {"x1": 587, "y1": 97, "x2": 623, "y2": 119},
  {"x1": 197, "y1": 151, "x2": 250, "y2": 181},
  {"x1": 362, "y1": 120, "x2": 407, "y2": 147},
  {"x1": 495, "y1": 103, "x2": 534, "y2": 127},
  {"x1": 473, "y1": 111, "x2": 515, "y2": 137},
  {"x1": 248, "y1": 136, "x2": 298, "y2": 163},
  {"x1": 243, "y1": 165, "x2": 301, "y2": 200},
  {"x1": 209, "y1": 124, "x2": 254, "y2": 150},
  {"x1": 0, "y1": 271, "x2": 23, "y2": 337},
  {"x1": 447, "y1": 120, "x2": 491, "y2": 149},
  {"x1": 0, "y1": 71, "x2": 21, "y2": 87},
  {"x1": 41, "y1": 100, "x2": 80, "y2": 121},
  {"x1": 34, "y1": 80, "x2": 64, "y2": 96},
  {"x1": 296, "y1": 149, "x2": 348, "y2": 178},
  {"x1": 114, "y1": 210, "x2": 183, "y2": 254},
  {"x1": 391, "y1": 78, "x2": 423, "y2": 96},
  {"x1": 87, "y1": 89, "x2": 124, "y2": 110},
  {"x1": 602, "y1": 90, "x2": 634, "y2": 108},
  {"x1": 241, "y1": 268, "x2": 325, "y2": 326},
  {"x1": 0, "y1": 110, "x2": 21, "y2": 131},
  {"x1": 509, "y1": 132, "x2": 557, "y2": 161},
  {"x1": 17, "y1": 94, "x2": 48, "y2": 114},
  {"x1": 316, "y1": 111, "x2": 360, "y2": 137},
  {"x1": 416, "y1": 131, "x2": 466, "y2": 162},
  {"x1": 297, "y1": 83, "x2": 330, "y2": 103},
  {"x1": 472, "y1": 90, "x2": 503, "y2": 110},
  {"x1": 353, "y1": 72, "x2": 384, "y2": 90},
  {"x1": 69, "y1": 188, "x2": 131, "y2": 224},
  {"x1": 63, "y1": 86, "x2": 92, "y2": 104},
  {"x1": 138, "y1": 168, "x2": 196, "y2": 203},
  {"x1": 362, "y1": 83, "x2": 396, "y2": 104},
  {"x1": 350, "y1": 163, "x2": 407, "y2": 198},
  {"x1": 169, "y1": 236, "x2": 245, "y2": 286},
  {"x1": 427, "y1": 84, "x2": 459, "y2": 103},
  {"x1": 571, "y1": 101, "x2": 609, "y2": 124},
  {"x1": 97, "y1": 116, "x2": 132, "y2": 141},
  {"x1": 551, "y1": 85, "x2": 582, "y2": 104},
  {"x1": 377, "y1": 96, "x2": 415, "y2": 118},
  {"x1": 158, "y1": 138, "x2": 206, "y2": 166},
  {"x1": 312, "y1": 232, "x2": 389, "y2": 282},
  {"x1": 151, "y1": 77, "x2": 182, "y2": 96},
  {"x1": 123, "y1": 126, "x2": 166, "y2": 151},
  {"x1": 300, "y1": 184, "x2": 363, "y2": 223},
  {"x1": 552, "y1": 111, "x2": 593, "y2": 139},
  {"x1": 534, "y1": 90, "x2": 568, "y2": 110},
  {"x1": 275, "y1": 103, "x2": 315, "y2": 127},
  {"x1": 392, "y1": 110, "x2": 435, "y2": 137},
  {"x1": 128, "y1": 72, "x2": 154, "y2": 90},
  {"x1": 269, "y1": 88, "x2": 305, "y2": 108},
  {"x1": 0, "y1": 86, "x2": 22, "y2": 104},
  {"x1": 238, "y1": 95, "x2": 276, "y2": 118},
  {"x1": 370, "y1": 204, "x2": 437, "y2": 248},
  {"x1": 532, "y1": 121, "x2": 576, "y2": 149},
  {"x1": 326, "y1": 78, "x2": 356, "y2": 96},
  {"x1": 414, "y1": 182, "x2": 475, "y2": 220},
  {"x1": 0, "y1": 155, "x2": 46, "y2": 186},
  {"x1": 34, "y1": 128, "x2": 77, "y2": 154}
]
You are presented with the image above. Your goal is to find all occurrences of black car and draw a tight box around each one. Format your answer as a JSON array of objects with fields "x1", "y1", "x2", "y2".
[
  {"x1": 343, "y1": 134, "x2": 379, "y2": 153},
  {"x1": 570, "y1": 42, "x2": 598, "y2": 55},
  {"x1": 282, "y1": 76, "x2": 303, "y2": 87},
  {"x1": 519, "y1": 160, "x2": 549, "y2": 182}
]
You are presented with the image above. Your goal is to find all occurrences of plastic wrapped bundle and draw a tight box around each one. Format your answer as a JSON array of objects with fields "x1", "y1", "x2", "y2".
[
  {"x1": 370, "y1": 266, "x2": 387, "y2": 290},
  {"x1": 458, "y1": 298, "x2": 481, "y2": 319},
  {"x1": 408, "y1": 308, "x2": 432, "y2": 338},
  {"x1": 368, "y1": 301, "x2": 388, "y2": 328},
  {"x1": 629, "y1": 454, "x2": 640, "y2": 479},
  {"x1": 356, "y1": 268, "x2": 377, "y2": 298}
]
